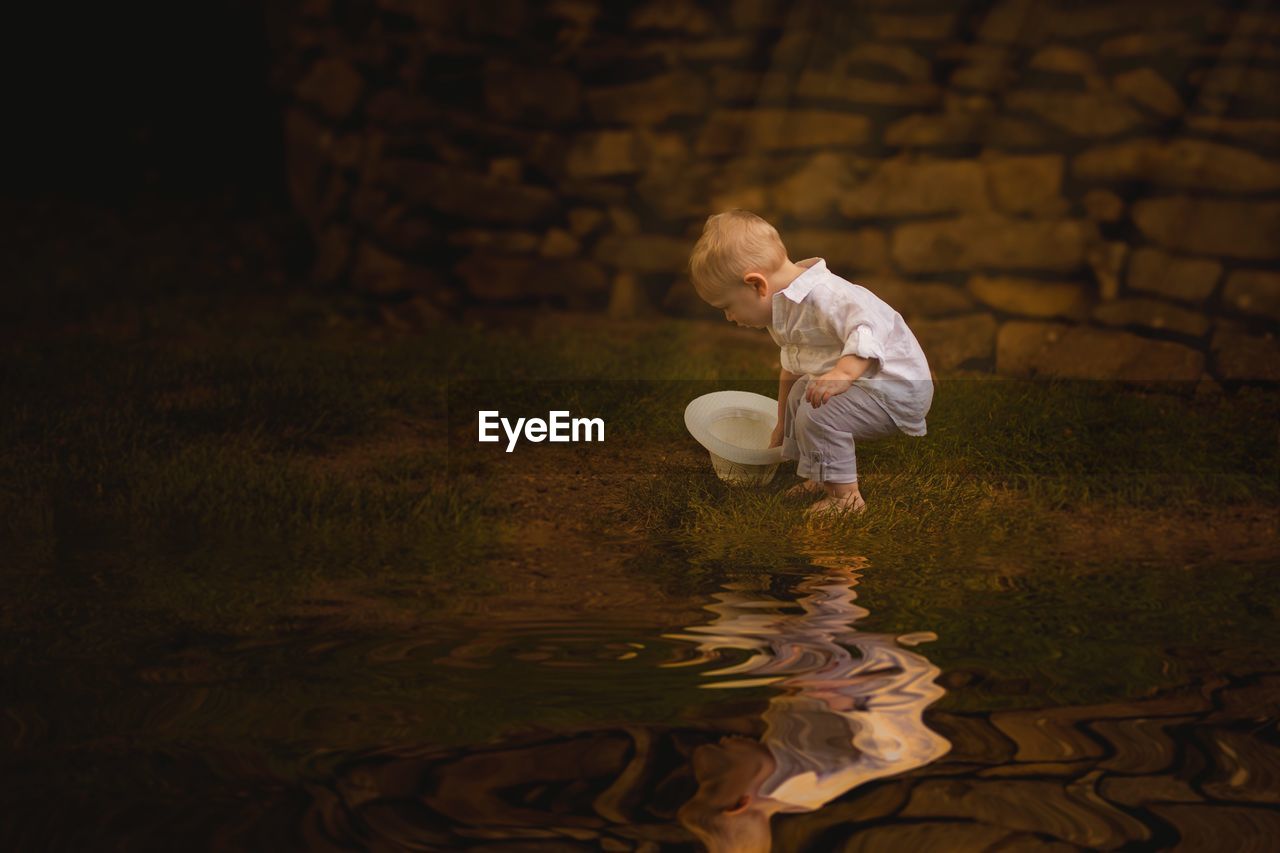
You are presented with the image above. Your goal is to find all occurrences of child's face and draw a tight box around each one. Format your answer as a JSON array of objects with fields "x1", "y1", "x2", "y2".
[{"x1": 708, "y1": 276, "x2": 772, "y2": 330}]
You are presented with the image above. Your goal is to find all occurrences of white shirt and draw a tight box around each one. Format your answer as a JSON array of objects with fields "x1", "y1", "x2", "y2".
[{"x1": 768, "y1": 258, "x2": 934, "y2": 436}]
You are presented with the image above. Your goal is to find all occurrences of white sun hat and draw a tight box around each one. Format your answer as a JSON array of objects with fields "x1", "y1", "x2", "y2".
[{"x1": 684, "y1": 390, "x2": 785, "y2": 485}]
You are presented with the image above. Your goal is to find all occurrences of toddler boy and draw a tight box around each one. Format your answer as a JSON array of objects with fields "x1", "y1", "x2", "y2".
[{"x1": 687, "y1": 209, "x2": 934, "y2": 516}]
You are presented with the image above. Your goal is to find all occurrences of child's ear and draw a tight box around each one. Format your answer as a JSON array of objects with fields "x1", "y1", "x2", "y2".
[
  {"x1": 724, "y1": 794, "x2": 752, "y2": 815},
  {"x1": 744, "y1": 273, "x2": 768, "y2": 298}
]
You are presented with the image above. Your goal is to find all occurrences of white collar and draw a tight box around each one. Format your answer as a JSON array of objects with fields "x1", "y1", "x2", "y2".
[{"x1": 778, "y1": 258, "x2": 827, "y2": 304}]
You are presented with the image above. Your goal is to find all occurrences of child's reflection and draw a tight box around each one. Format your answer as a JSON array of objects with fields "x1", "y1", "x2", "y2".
[{"x1": 667, "y1": 557, "x2": 950, "y2": 852}]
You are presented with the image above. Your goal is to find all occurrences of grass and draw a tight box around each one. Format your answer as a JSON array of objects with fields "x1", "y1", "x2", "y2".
[
  {"x1": 0, "y1": 274, "x2": 781, "y2": 642},
  {"x1": 2, "y1": 235, "x2": 1277, "y2": 656},
  {"x1": 845, "y1": 547, "x2": 1280, "y2": 712},
  {"x1": 618, "y1": 375, "x2": 1278, "y2": 577},
  {"x1": 5, "y1": 197, "x2": 1276, "y2": 761}
]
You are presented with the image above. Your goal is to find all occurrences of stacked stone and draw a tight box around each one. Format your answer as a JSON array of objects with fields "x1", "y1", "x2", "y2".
[{"x1": 274, "y1": 0, "x2": 1279, "y2": 381}]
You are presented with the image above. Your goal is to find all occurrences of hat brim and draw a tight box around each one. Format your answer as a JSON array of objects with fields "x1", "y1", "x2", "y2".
[{"x1": 684, "y1": 391, "x2": 785, "y2": 466}]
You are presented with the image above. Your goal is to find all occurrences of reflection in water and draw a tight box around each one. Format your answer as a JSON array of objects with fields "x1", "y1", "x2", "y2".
[
  {"x1": 282, "y1": 551, "x2": 950, "y2": 852},
  {"x1": 665, "y1": 552, "x2": 950, "y2": 851},
  {"x1": 11, "y1": 549, "x2": 1280, "y2": 849}
]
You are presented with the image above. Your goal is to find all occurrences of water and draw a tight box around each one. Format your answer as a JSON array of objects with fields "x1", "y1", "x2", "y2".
[{"x1": 4, "y1": 543, "x2": 1280, "y2": 851}]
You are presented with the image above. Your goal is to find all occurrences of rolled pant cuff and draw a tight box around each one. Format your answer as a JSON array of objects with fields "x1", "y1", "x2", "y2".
[{"x1": 795, "y1": 455, "x2": 858, "y2": 484}]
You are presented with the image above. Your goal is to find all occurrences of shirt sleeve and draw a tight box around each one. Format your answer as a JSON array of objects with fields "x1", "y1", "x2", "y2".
[
  {"x1": 815, "y1": 286, "x2": 886, "y2": 370},
  {"x1": 826, "y1": 299, "x2": 886, "y2": 369},
  {"x1": 840, "y1": 323, "x2": 885, "y2": 364}
]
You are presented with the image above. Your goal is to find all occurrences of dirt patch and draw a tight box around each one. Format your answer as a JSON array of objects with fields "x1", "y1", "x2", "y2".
[
  {"x1": 307, "y1": 414, "x2": 446, "y2": 480},
  {"x1": 459, "y1": 440, "x2": 698, "y2": 604},
  {"x1": 283, "y1": 434, "x2": 717, "y2": 633},
  {"x1": 1042, "y1": 501, "x2": 1279, "y2": 567}
]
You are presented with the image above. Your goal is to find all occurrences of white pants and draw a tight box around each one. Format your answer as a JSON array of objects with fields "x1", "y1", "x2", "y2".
[{"x1": 781, "y1": 377, "x2": 902, "y2": 483}]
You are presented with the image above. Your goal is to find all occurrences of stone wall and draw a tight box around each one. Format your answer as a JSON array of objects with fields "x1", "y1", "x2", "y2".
[{"x1": 271, "y1": 0, "x2": 1280, "y2": 382}]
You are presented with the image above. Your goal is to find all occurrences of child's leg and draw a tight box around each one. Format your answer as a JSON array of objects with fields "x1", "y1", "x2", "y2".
[
  {"x1": 781, "y1": 375, "x2": 808, "y2": 472},
  {"x1": 792, "y1": 384, "x2": 900, "y2": 497},
  {"x1": 783, "y1": 377, "x2": 829, "y2": 496}
]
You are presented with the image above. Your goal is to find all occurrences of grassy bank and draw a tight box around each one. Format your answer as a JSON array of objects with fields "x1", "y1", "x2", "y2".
[
  {"x1": 2, "y1": 278, "x2": 1277, "y2": 644},
  {"x1": 622, "y1": 373, "x2": 1277, "y2": 572}
]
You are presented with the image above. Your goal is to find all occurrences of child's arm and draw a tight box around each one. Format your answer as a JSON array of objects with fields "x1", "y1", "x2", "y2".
[
  {"x1": 805, "y1": 355, "x2": 874, "y2": 408},
  {"x1": 806, "y1": 305, "x2": 884, "y2": 408},
  {"x1": 772, "y1": 365, "x2": 802, "y2": 445}
]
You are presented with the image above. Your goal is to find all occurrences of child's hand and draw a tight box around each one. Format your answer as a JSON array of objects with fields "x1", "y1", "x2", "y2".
[
  {"x1": 806, "y1": 370, "x2": 855, "y2": 407},
  {"x1": 769, "y1": 421, "x2": 785, "y2": 448}
]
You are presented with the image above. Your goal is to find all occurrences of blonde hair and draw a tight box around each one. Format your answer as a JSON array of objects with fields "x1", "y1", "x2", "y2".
[{"x1": 688, "y1": 209, "x2": 788, "y2": 303}]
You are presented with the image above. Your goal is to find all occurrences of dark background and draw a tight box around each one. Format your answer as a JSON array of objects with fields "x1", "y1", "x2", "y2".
[{"x1": 13, "y1": 2, "x2": 283, "y2": 205}]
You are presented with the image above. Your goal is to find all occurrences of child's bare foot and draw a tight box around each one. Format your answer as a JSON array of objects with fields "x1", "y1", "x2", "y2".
[
  {"x1": 805, "y1": 491, "x2": 867, "y2": 518},
  {"x1": 784, "y1": 479, "x2": 823, "y2": 498}
]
